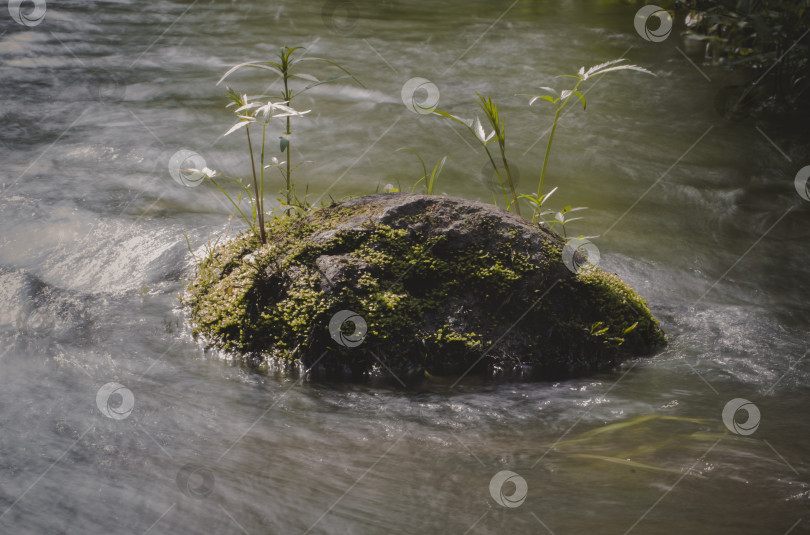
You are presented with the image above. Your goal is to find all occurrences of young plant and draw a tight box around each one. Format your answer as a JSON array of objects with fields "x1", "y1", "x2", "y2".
[
  {"x1": 181, "y1": 150, "x2": 274, "y2": 243},
  {"x1": 434, "y1": 93, "x2": 521, "y2": 215},
  {"x1": 521, "y1": 186, "x2": 587, "y2": 235},
  {"x1": 223, "y1": 89, "x2": 310, "y2": 244},
  {"x1": 524, "y1": 59, "x2": 654, "y2": 223},
  {"x1": 217, "y1": 46, "x2": 363, "y2": 206},
  {"x1": 546, "y1": 204, "x2": 588, "y2": 237},
  {"x1": 396, "y1": 148, "x2": 447, "y2": 195}
]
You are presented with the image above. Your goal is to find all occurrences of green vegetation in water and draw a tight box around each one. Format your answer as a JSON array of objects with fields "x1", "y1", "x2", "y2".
[
  {"x1": 434, "y1": 93, "x2": 522, "y2": 215},
  {"x1": 218, "y1": 91, "x2": 310, "y2": 244},
  {"x1": 540, "y1": 414, "x2": 725, "y2": 474}
]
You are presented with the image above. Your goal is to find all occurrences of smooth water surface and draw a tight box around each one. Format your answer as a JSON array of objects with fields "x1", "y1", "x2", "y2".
[{"x1": 1, "y1": 1, "x2": 809, "y2": 533}]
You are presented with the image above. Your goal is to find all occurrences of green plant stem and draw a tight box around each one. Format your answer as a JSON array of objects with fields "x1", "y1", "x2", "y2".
[
  {"x1": 209, "y1": 177, "x2": 255, "y2": 234},
  {"x1": 483, "y1": 146, "x2": 510, "y2": 209},
  {"x1": 245, "y1": 126, "x2": 266, "y2": 244},
  {"x1": 536, "y1": 108, "x2": 559, "y2": 222},
  {"x1": 476, "y1": 94, "x2": 519, "y2": 216},
  {"x1": 283, "y1": 71, "x2": 292, "y2": 206},
  {"x1": 536, "y1": 81, "x2": 580, "y2": 223},
  {"x1": 497, "y1": 140, "x2": 520, "y2": 217},
  {"x1": 260, "y1": 123, "x2": 266, "y2": 222},
  {"x1": 285, "y1": 116, "x2": 292, "y2": 205}
]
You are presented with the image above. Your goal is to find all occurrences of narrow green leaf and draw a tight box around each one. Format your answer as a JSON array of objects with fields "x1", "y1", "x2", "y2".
[
  {"x1": 302, "y1": 75, "x2": 350, "y2": 92},
  {"x1": 433, "y1": 109, "x2": 473, "y2": 128},
  {"x1": 529, "y1": 95, "x2": 557, "y2": 106},
  {"x1": 291, "y1": 73, "x2": 319, "y2": 82},
  {"x1": 217, "y1": 61, "x2": 281, "y2": 85},
  {"x1": 537, "y1": 86, "x2": 560, "y2": 97},
  {"x1": 224, "y1": 120, "x2": 252, "y2": 136},
  {"x1": 401, "y1": 147, "x2": 427, "y2": 185},
  {"x1": 299, "y1": 57, "x2": 366, "y2": 88},
  {"x1": 622, "y1": 322, "x2": 639, "y2": 335},
  {"x1": 428, "y1": 156, "x2": 447, "y2": 194},
  {"x1": 573, "y1": 90, "x2": 586, "y2": 109}
]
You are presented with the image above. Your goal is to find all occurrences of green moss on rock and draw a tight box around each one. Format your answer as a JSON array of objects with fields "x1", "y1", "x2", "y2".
[{"x1": 185, "y1": 193, "x2": 665, "y2": 381}]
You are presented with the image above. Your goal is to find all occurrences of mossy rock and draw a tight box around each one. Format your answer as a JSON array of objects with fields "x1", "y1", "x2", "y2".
[{"x1": 185, "y1": 193, "x2": 665, "y2": 381}]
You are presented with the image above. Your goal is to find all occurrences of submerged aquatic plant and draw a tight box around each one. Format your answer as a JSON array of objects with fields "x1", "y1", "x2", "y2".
[{"x1": 524, "y1": 58, "x2": 654, "y2": 223}]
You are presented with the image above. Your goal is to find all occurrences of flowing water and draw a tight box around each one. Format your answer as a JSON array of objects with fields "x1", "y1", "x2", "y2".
[{"x1": 1, "y1": 1, "x2": 809, "y2": 533}]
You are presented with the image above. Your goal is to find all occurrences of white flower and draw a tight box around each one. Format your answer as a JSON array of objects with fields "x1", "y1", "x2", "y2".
[
  {"x1": 263, "y1": 157, "x2": 283, "y2": 169},
  {"x1": 187, "y1": 167, "x2": 218, "y2": 178}
]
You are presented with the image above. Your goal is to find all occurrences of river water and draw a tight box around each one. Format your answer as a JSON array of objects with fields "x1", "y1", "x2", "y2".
[{"x1": 1, "y1": 1, "x2": 809, "y2": 533}]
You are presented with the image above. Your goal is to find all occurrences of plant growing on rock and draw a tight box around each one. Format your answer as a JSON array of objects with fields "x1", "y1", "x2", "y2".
[
  {"x1": 197, "y1": 46, "x2": 362, "y2": 245},
  {"x1": 429, "y1": 59, "x2": 654, "y2": 226},
  {"x1": 394, "y1": 148, "x2": 448, "y2": 195},
  {"x1": 433, "y1": 93, "x2": 521, "y2": 215},
  {"x1": 221, "y1": 90, "x2": 310, "y2": 244},
  {"x1": 185, "y1": 194, "x2": 666, "y2": 380},
  {"x1": 523, "y1": 59, "x2": 654, "y2": 223},
  {"x1": 181, "y1": 56, "x2": 667, "y2": 381},
  {"x1": 217, "y1": 46, "x2": 363, "y2": 208}
]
